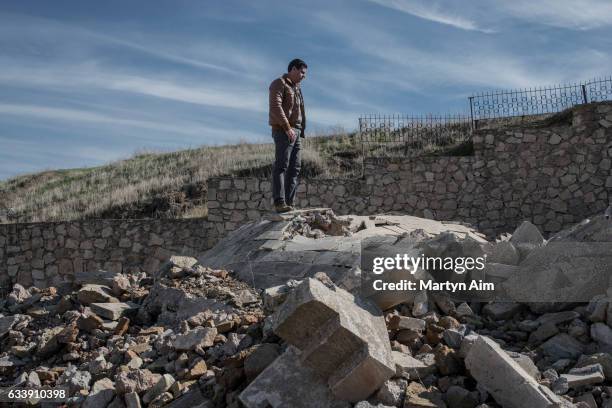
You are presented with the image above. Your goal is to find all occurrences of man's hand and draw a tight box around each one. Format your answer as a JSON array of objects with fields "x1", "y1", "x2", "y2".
[{"x1": 285, "y1": 128, "x2": 297, "y2": 143}]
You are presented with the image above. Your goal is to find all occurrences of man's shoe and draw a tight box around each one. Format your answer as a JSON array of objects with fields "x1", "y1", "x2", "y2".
[{"x1": 274, "y1": 203, "x2": 293, "y2": 213}]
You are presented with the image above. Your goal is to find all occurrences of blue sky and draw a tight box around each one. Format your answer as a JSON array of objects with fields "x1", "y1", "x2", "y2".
[{"x1": 1, "y1": 0, "x2": 611, "y2": 180}]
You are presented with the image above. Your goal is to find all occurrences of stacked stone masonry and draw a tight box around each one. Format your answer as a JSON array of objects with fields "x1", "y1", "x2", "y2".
[
  {"x1": 1, "y1": 102, "x2": 611, "y2": 289},
  {"x1": 0, "y1": 219, "x2": 212, "y2": 290},
  {"x1": 207, "y1": 102, "x2": 612, "y2": 239}
]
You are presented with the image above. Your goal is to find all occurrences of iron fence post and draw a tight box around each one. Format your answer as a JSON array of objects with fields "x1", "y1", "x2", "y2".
[
  {"x1": 469, "y1": 96, "x2": 475, "y2": 130},
  {"x1": 581, "y1": 84, "x2": 588, "y2": 104}
]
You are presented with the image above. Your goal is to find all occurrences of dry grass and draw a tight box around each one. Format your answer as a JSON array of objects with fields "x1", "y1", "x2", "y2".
[
  {"x1": 0, "y1": 129, "x2": 363, "y2": 223},
  {"x1": 0, "y1": 125, "x2": 473, "y2": 223}
]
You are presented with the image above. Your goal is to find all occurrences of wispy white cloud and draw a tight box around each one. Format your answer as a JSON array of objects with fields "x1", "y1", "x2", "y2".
[
  {"x1": 498, "y1": 0, "x2": 612, "y2": 30},
  {"x1": 314, "y1": 11, "x2": 612, "y2": 93},
  {"x1": 0, "y1": 103, "x2": 260, "y2": 142},
  {"x1": 0, "y1": 11, "x2": 272, "y2": 76},
  {"x1": 0, "y1": 62, "x2": 266, "y2": 112},
  {"x1": 366, "y1": 0, "x2": 495, "y2": 33}
]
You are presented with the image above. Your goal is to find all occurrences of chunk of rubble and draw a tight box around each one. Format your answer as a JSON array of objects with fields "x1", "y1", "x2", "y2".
[
  {"x1": 272, "y1": 278, "x2": 395, "y2": 402},
  {"x1": 239, "y1": 346, "x2": 350, "y2": 408},
  {"x1": 78, "y1": 284, "x2": 119, "y2": 305},
  {"x1": 403, "y1": 382, "x2": 446, "y2": 408},
  {"x1": 509, "y1": 221, "x2": 546, "y2": 259},
  {"x1": 485, "y1": 240, "x2": 520, "y2": 265},
  {"x1": 540, "y1": 334, "x2": 586, "y2": 362},
  {"x1": 173, "y1": 327, "x2": 217, "y2": 351},
  {"x1": 481, "y1": 302, "x2": 524, "y2": 320},
  {"x1": 90, "y1": 302, "x2": 138, "y2": 321},
  {"x1": 561, "y1": 364, "x2": 605, "y2": 388},
  {"x1": 393, "y1": 351, "x2": 436, "y2": 379},
  {"x1": 262, "y1": 280, "x2": 301, "y2": 312},
  {"x1": 465, "y1": 335, "x2": 566, "y2": 408},
  {"x1": 576, "y1": 353, "x2": 612, "y2": 380}
]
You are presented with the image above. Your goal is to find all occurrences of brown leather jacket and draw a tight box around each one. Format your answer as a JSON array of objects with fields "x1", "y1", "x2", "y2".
[{"x1": 269, "y1": 74, "x2": 306, "y2": 137}]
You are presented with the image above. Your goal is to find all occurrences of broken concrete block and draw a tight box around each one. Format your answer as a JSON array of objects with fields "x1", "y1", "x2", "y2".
[
  {"x1": 393, "y1": 351, "x2": 436, "y2": 379},
  {"x1": 591, "y1": 323, "x2": 612, "y2": 350},
  {"x1": 262, "y1": 281, "x2": 300, "y2": 312},
  {"x1": 465, "y1": 335, "x2": 565, "y2": 408},
  {"x1": 561, "y1": 364, "x2": 605, "y2": 388},
  {"x1": 528, "y1": 322, "x2": 559, "y2": 345},
  {"x1": 412, "y1": 291, "x2": 429, "y2": 317},
  {"x1": 536, "y1": 311, "x2": 581, "y2": 326},
  {"x1": 576, "y1": 353, "x2": 612, "y2": 380},
  {"x1": 375, "y1": 378, "x2": 407, "y2": 407},
  {"x1": 272, "y1": 278, "x2": 395, "y2": 402},
  {"x1": 482, "y1": 302, "x2": 524, "y2": 320},
  {"x1": 389, "y1": 316, "x2": 426, "y2": 332},
  {"x1": 143, "y1": 374, "x2": 175, "y2": 404},
  {"x1": 486, "y1": 241, "x2": 520, "y2": 265},
  {"x1": 510, "y1": 221, "x2": 545, "y2": 244},
  {"x1": 239, "y1": 346, "x2": 350, "y2": 408},
  {"x1": 83, "y1": 378, "x2": 115, "y2": 408},
  {"x1": 90, "y1": 302, "x2": 138, "y2": 321},
  {"x1": 78, "y1": 284, "x2": 119, "y2": 305},
  {"x1": 173, "y1": 327, "x2": 217, "y2": 351},
  {"x1": 540, "y1": 333, "x2": 585, "y2": 360},
  {"x1": 403, "y1": 382, "x2": 446, "y2": 408}
]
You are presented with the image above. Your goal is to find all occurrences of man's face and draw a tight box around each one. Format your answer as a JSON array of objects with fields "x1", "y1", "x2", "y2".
[{"x1": 289, "y1": 66, "x2": 307, "y2": 84}]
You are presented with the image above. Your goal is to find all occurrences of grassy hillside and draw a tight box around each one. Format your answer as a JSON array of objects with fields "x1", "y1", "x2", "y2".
[
  {"x1": 0, "y1": 131, "x2": 364, "y2": 223},
  {"x1": 0, "y1": 126, "x2": 473, "y2": 224}
]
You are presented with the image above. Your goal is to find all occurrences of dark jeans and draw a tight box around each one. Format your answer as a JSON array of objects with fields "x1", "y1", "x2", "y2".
[{"x1": 272, "y1": 128, "x2": 301, "y2": 205}]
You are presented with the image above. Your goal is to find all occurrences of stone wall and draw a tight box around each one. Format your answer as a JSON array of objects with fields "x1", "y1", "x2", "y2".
[
  {"x1": 207, "y1": 102, "x2": 612, "y2": 238},
  {"x1": 2, "y1": 102, "x2": 611, "y2": 290},
  {"x1": 0, "y1": 219, "x2": 213, "y2": 289}
]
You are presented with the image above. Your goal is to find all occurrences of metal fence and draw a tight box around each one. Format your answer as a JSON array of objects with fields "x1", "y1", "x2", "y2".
[
  {"x1": 359, "y1": 114, "x2": 473, "y2": 157},
  {"x1": 469, "y1": 77, "x2": 612, "y2": 122},
  {"x1": 359, "y1": 76, "x2": 612, "y2": 157}
]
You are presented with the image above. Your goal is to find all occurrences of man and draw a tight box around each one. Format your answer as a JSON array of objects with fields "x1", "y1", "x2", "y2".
[{"x1": 269, "y1": 58, "x2": 307, "y2": 213}]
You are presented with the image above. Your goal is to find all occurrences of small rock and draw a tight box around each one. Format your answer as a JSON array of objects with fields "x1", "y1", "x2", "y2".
[
  {"x1": 78, "y1": 284, "x2": 119, "y2": 305},
  {"x1": 540, "y1": 333, "x2": 585, "y2": 360},
  {"x1": 143, "y1": 374, "x2": 175, "y2": 404},
  {"x1": 173, "y1": 327, "x2": 217, "y2": 351},
  {"x1": 482, "y1": 303, "x2": 523, "y2": 321},
  {"x1": 91, "y1": 302, "x2": 138, "y2": 321},
  {"x1": 375, "y1": 378, "x2": 407, "y2": 407},
  {"x1": 561, "y1": 364, "x2": 605, "y2": 388},
  {"x1": 115, "y1": 369, "x2": 161, "y2": 394}
]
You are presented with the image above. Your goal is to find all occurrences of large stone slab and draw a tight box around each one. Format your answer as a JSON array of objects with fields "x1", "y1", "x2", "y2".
[
  {"x1": 272, "y1": 278, "x2": 395, "y2": 402},
  {"x1": 465, "y1": 335, "x2": 566, "y2": 408},
  {"x1": 197, "y1": 212, "x2": 486, "y2": 291},
  {"x1": 239, "y1": 347, "x2": 350, "y2": 408},
  {"x1": 548, "y1": 214, "x2": 612, "y2": 243},
  {"x1": 502, "y1": 242, "x2": 612, "y2": 303}
]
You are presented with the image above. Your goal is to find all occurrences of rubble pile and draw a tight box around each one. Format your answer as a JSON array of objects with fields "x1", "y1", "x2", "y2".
[
  {"x1": 282, "y1": 208, "x2": 356, "y2": 238},
  {"x1": 0, "y1": 256, "x2": 269, "y2": 407},
  {"x1": 1, "y1": 209, "x2": 611, "y2": 407}
]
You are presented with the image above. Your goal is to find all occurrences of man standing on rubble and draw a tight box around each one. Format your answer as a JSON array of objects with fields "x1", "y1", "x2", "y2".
[{"x1": 269, "y1": 58, "x2": 307, "y2": 213}]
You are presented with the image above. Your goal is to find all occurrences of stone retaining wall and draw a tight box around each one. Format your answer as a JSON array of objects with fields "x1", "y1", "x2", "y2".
[
  {"x1": 0, "y1": 219, "x2": 212, "y2": 289},
  {"x1": 207, "y1": 102, "x2": 612, "y2": 238},
  {"x1": 2, "y1": 102, "x2": 611, "y2": 290}
]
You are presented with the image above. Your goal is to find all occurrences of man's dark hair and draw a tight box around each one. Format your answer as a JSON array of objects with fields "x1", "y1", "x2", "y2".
[{"x1": 288, "y1": 58, "x2": 307, "y2": 73}]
